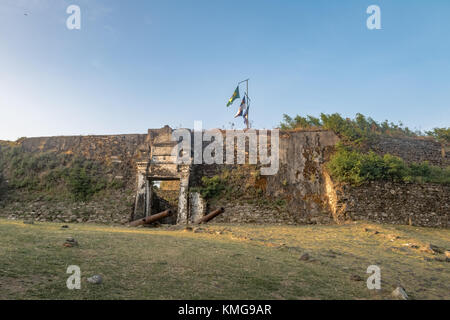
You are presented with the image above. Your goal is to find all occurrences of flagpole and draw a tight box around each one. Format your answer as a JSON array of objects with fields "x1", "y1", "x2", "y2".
[
  {"x1": 238, "y1": 79, "x2": 250, "y2": 129},
  {"x1": 246, "y1": 79, "x2": 249, "y2": 129}
]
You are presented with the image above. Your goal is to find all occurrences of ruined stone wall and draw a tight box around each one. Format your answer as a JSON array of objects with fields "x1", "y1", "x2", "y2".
[
  {"x1": 322, "y1": 135, "x2": 450, "y2": 228},
  {"x1": 1, "y1": 129, "x2": 448, "y2": 227},
  {"x1": 370, "y1": 136, "x2": 448, "y2": 167},
  {"x1": 192, "y1": 131, "x2": 449, "y2": 227},
  {"x1": 0, "y1": 134, "x2": 147, "y2": 224},
  {"x1": 192, "y1": 130, "x2": 339, "y2": 224},
  {"x1": 332, "y1": 181, "x2": 449, "y2": 228},
  {"x1": 265, "y1": 130, "x2": 339, "y2": 222},
  {"x1": 19, "y1": 134, "x2": 148, "y2": 162},
  {"x1": 2, "y1": 190, "x2": 135, "y2": 224},
  {"x1": 19, "y1": 134, "x2": 148, "y2": 186}
]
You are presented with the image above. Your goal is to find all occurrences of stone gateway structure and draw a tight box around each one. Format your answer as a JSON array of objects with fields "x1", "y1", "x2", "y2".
[
  {"x1": 132, "y1": 126, "x2": 342, "y2": 225},
  {"x1": 134, "y1": 126, "x2": 191, "y2": 224}
]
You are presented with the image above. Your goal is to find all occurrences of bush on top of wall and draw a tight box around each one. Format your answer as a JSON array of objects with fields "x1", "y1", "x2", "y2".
[
  {"x1": 280, "y1": 112, "x2": 449, "y2": 146},
  {"x1": 425, "y1": 127, "x2": 450, "y2": 144}
]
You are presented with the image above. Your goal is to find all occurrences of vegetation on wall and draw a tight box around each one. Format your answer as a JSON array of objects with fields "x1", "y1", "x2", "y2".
[
  {"x1": 280, "y1": 113, "x2": 425, "y2": 146},
  {"x1": 0, "y1": 172, "x2": 4, "y2": 199},
  {"x1": 327, "y1": 145, "x2": 450, "y2": 185},
  {"x1": 280, "y1": 113, "x2": 449, "y2": 185},
  {"x1": 425, "y1": 127, "x2": 450, "y2": 144},
  {"x1": 280, "y1": 113, "x2": 449, "y2": 146},
  {"x1": 193, "y1": 176, "x2": 225, "y2": 200},
  {"x1": 0, "y1": 145, "x2": 123, "y2": 201},
  {"x1": 192, "y1": 166, "x2": 287, "y2": 209}
]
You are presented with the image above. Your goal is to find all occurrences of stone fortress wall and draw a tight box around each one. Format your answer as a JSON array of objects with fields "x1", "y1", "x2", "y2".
[{"x1": 0, "y1": 128, "x2": 448, "y2": 227}]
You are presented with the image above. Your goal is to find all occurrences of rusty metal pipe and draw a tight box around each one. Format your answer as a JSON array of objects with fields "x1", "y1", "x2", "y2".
[
  {"x1": 130, "y1": 209, "x2": 173, "y2": 227},
  {"x1": 195, "y1": 208, "x2": 225, "y2": 224}
]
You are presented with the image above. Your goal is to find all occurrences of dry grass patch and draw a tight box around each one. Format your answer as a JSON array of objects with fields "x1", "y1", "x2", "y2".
[{"x1": 0, "y1": 219, "x2": 448, "y2": 300}]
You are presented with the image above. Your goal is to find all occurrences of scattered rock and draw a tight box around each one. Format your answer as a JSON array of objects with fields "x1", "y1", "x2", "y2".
[
  {"x1": 327, "y1": 249, "x2": 340, "y2": 255},
  {"x1": 388, "y1": 234, "x2": 400, "y2": 241},
  {"x1": 193, "y1": 227, "x2": 205, "y2": 233},
  {"x1": 403, "y1": 243, "x2": 420, "y2": 249},
  {"x1": 87, "y1": 275, "x2": 103, "y2": 284},
  {"x1": 392, "y1": 287, "x2": 409, "y2": 300},
  {"x1": 61, "y1": 225, "x2": 69, "y2": 229},
  {"x1": 420, "y1": 244, "x2": 439, "y2": 254},
  {"x1": 63, "y1": 237, "x2": 78, "y2": 247},
  {"x1": 282, "y1": 246, "x2": 302, "y2": 252},
  {"x1": 322, "y1": 250, "x2": 337, "y2": 258},
  {"x1": 429, "y1": 244, "x2": 443, "y2": 254},
  {"x1": 350, "y1": 274, "x2": 363, "y2": 281},
  {"x1": 363, "y1": 228, "x2": 379, "y2": 234},
  {"x1": 299, "y1": 253, "x2": 310, "y2": 261}
]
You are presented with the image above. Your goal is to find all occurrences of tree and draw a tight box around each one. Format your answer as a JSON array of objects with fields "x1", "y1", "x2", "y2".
[{"x1": 426, "y1": 128, "x2": 450, "y2": 144}]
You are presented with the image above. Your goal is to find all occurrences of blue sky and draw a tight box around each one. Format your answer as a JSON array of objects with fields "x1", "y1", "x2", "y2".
[{"x1": 0, "y1": 0, "x2": 449, "y2": 140}]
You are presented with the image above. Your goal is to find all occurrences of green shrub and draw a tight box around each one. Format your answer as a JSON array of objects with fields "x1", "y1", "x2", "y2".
[
  {"x1": 404, "y1": 163, "x2": 450, "y2": 184},
  {"x1": 327, "y1": 146, "x2": 449, "y2": 185},
  {"x1": 66, "y1": 166, "x2": 92, "y2": 201},
  {"x1": 108, "y1": 179, "x2": 125, "y2": 190},
  {"x1": 426, "y1": 127, "x2": 450, "y2": 144},
  {"x1": 194, "y1": 176, "x2": 226, "y2": 199},
  {"x1": 65, "y1": 158, "x2": 108, "y2": 201},
  {"x1": 280, "y1": 113, "x2": 421, "y2": 146},
  {"x1": 382, "y1": 154, "x2": 409, "y2": 181}
]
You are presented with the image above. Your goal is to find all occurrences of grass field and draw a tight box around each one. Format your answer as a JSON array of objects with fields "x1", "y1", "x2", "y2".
[{"x1": 0, "y1": 218, "x2": 448, "y2": 300}]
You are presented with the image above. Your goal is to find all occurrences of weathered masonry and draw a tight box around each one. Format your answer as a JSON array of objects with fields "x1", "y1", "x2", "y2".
[
  {"x1": 133, "y1": 126, "x2": 341, "y2": 225},
  {"x1": 132, "y1": 126, "x2": 448, "y2": 227},
  {"x1": 134, "y1": 126, "x2": 192, "y2": 224},
  {"x1": 1, "y1": 127, "x2": 448, "y2": 227}
]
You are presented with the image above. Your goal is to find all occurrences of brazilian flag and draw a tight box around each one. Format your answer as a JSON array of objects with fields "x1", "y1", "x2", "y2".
[{"x1": 226, "y1": 86, "x2": 240, "y2": 107}]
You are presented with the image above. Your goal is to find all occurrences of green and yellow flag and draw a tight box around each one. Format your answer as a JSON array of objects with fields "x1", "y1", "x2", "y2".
[{"x1": 226, "y1": 86, "x2": 240, "y2": 107}]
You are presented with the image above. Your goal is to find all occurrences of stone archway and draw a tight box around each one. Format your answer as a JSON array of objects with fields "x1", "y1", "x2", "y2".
[{"x1": 133, "y1": 126, "x2": 191, "y2": 224}]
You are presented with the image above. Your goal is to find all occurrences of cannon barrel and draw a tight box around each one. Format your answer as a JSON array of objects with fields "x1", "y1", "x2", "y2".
[
  {"x1": 195, "y1": 207, "x2": 225, "y2": 224},
  {"x1": 130, "y1": 209, "x2": 173, "y2": 227}
]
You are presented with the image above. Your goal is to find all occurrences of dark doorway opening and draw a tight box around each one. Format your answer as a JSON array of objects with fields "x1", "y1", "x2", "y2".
[{"x1": 150, "y1": 179, "x2": 180, "y2": 224}]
